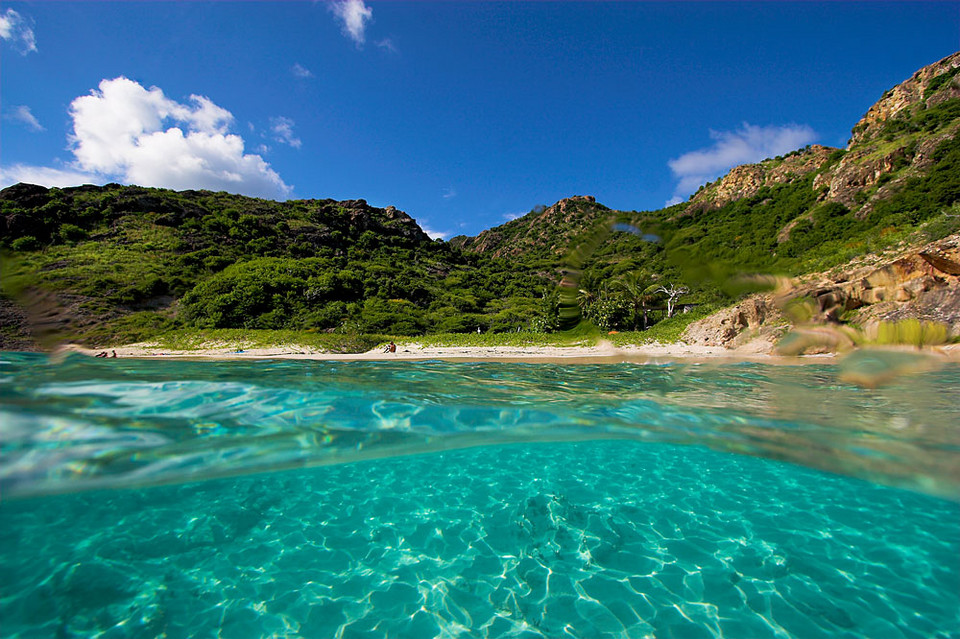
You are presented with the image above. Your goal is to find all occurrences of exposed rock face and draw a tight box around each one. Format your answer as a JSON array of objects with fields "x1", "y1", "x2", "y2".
[
  {"x1": 336, "y1": 199, "x2": 431, "y2": 242},
  {"x1": 813, "y1": 147, "x2": 901, "y2": 209},
  {"x1": 813, "y1": 52, "x2": 960, "y2": 211},
  {"x1": 788, "y1": 234, "x2": 960, "y2": 330},
  {"x1": 682, "y1": 295, "x2": 784, "y2": 349},
  {"x1": 826, "y1": 234, "x2": 960, "y2": 336},
  {"x1": 452, "y1": 196, "x2": 606, "y2": 258},
  {"x1": 684, "y1": 53, "x2": 959, "y2": 230},
  {"x1": 683, "y1": 233, "x2": 960, "y2": 349},
  {"x1": 689, "y1": 145, "x2": 836, "y2": 211},
  {"x1": 849, "y1": 52, "x2": 960, "y2": 147},
  {"x1": 813, "y1": 123, "x2": 959, "y2": 213}
]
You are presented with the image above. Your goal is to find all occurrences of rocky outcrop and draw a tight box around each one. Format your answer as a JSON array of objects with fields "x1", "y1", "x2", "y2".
[
  {"x1": 682, "y1": 295, "x2": 785, "y2": 349},
  {"x1": 813, "y1": 147, "x2": 903, "y2": 209},
  {"x1": 849, "y1": 52, "x2": 960, "y2": 146},
  {"x1": 334, "y1": 199, "x2": 431, "y2": 242},
  {"x1": 833, "y1": 235, "x2": 960, "y2": 336},
  {"x1": 812, "y1": 52, "x2": 960, "y2": 210},
  {"x1": 684, "y1": 53, "x2": 959, "y2": 226},
  {"x1": 813, "y1": 123, "x2": 959, "y2": 213},
  {"x1": 683, "y1": 233, "x2": 960, "y2": 349},
  {"x1": 688, "y1": 145, "x2": 835, "y2": 211},
  {"x1": 787, "y1": 234, "x2": 960, "y2": 331}
]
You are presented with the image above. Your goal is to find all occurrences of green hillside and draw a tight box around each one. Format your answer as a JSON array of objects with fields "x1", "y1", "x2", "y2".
[
  {"x1": 1, "y1": 53, "x2": 959, "y2": 349},
  {"x1": 0, "y1": 185, "x2": 553, "y2": 346}
]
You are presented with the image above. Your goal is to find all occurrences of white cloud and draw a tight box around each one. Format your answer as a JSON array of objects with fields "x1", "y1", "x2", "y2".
[
  {"x1": 442, "y1": 186, "x2": 457, "y2": 199},
  {"x1": 5, "y1": 105, "x2": 44, "y2": 132},
  {"x1": 376, "y1": 38, "x2": 397, "y2": 54},
  {"x1": 292, "y1": 63, "x2": 314, "y2": 78},
  {"x1": 1, "y1": 77, "x2": 292, "y2": 198},
  {"x1": 503, "y1": 211, "x2": 525, "y2": 221},
  {"x1": 330, "y1": 0, "x2": 373, "y2": 47},
  {"x1": 419, "y1": 222, "x2": 449, "y2": 240},
  {"x1": 0, "y1": 9, "x2": 37, "y2": 55},
  {"x1": 270, "y1": 116, "x2": 302, "y2": 149},
  {"x1": 0, "y1": 164, "x2": 99, "y2": 188},
  {"x1": 666, "y1": 123, "x2": 817, "y2": 204}
]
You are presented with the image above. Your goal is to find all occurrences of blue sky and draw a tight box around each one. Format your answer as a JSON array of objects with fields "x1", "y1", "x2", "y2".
[{"x1": 1, "y1": 1, "x2": 957, "y2": 238}]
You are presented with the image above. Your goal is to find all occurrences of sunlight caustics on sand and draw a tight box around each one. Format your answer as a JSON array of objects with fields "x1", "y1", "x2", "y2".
[{"x1": 1, "y1": 354, "x2": 958, "y2": 638}]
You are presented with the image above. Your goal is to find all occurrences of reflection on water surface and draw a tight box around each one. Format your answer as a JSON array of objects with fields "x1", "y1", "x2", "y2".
[{"x1": 1, "y1": 352, "x2": 958, "y2": 500}]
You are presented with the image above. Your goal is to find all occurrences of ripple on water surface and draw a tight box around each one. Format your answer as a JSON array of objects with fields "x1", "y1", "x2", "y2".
[
  {"x1": 3, "y1": 355, "x2": 960, "y2": 499},
  {"x1": 1, "y1": 442, "x2": 958, "y2": 639}
]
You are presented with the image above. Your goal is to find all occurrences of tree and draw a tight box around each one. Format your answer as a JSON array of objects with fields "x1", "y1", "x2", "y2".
[
  {"x1": 612, "y1": 272, "x2": 657, "y2": 330},
  {"x1": 655, "y1": 283, "x2": 689, "y2": 318}
]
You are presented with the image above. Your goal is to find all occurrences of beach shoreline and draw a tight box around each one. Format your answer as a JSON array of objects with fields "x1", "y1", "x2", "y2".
[
  {"x1": 54, "y1": 340, "x2": 960, "y2": 364},
  {"x1": 60, "y1": 340, "x2": 786, "y2": 363}
]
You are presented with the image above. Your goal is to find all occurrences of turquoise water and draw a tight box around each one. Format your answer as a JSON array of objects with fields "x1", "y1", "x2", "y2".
[{"x1": 1, "y1": 353, "x2": 959, "y2": 638}]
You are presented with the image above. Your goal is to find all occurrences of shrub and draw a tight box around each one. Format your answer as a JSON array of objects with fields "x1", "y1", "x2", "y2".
[
  {"x1": 59, "y1": 224, "x2": 88, "y2": 243},
  {"x1": 10, "y1": 236, "x2": 40, "y2": 251}
]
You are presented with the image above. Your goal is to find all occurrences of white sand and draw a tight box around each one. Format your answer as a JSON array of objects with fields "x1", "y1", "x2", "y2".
[
  {"x1": 65, "y1": 338, "x2": 960, "y2": 364},
  {"x1": 74, "y1": 339, "x2": 830, "y2": 364}
]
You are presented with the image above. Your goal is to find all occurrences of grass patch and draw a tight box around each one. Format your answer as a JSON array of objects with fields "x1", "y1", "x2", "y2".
[
  {"x1": 104, "y1": 314, "x2": 719, "y2": 352},
  {"x1": 609, "y1": 304, "x2": 720, "y2": 345},
  {"x1": 414, "y1": 325, "x2": 604, "y2": 348},
  {"x1": 130, "y1": 328, "x2": 389, "y2": 354},
  {"x1": 415, "y1": 332, "x2": 568, "y2": 348}
]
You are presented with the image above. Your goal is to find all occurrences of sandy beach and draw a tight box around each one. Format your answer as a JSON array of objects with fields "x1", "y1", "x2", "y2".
[
  {"x1": 63, "y1": 339, "x2": 958, "y2": 364},
  {"x1": 76, "y1": 340, "x2": 819, "y2": 364}
]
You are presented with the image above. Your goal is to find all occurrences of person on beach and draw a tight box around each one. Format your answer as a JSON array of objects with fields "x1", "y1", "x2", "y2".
[{"x1": 384, "y1": 341, "x2": 397, "y2": 353}]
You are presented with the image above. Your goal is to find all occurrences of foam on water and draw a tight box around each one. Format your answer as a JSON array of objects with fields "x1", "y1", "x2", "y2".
[{"x1": 1, "y1": 353, "x2": 959, "y2": 637}]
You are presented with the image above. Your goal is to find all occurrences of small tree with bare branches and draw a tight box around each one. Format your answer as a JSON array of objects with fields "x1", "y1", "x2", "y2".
[{"x1": 655, "y1": 283, "x2": 689, "y2": 318}]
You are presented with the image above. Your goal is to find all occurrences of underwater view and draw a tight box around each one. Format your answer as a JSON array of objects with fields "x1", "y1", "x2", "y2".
[{"x1": 1, "y1": 353, "x2": 959, "y2": 638}]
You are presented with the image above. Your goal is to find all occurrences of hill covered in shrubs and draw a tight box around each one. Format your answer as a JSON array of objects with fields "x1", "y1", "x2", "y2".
[{"x1": 2, "y1": 52, "x2": 959, "y2": 349}]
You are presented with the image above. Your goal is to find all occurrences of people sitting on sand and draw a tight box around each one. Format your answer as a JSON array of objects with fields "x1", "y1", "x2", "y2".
[
  {"x1": 94, "y1": 351, "x2": 108, "y2": 358},
  {"x1": 110, "y1": 350, "x2": 117, "y2": 358},
  {"x1": 384, "y1": 341, "x2": 397, "y2": 353}
]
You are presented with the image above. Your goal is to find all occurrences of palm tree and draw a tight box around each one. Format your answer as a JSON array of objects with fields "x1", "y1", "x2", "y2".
[{"x1": 612, "y1": 271, "x2": 657, "y2": 330}]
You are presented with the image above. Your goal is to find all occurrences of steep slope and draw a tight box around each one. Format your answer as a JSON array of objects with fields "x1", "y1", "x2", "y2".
[
  {"x1": 457, "y1": 53, "x2": 960, "y2": 270},
  {"x1": 685, "y1": 52, "x2": 960, "y2": 219},
  {"x1": 676, "y1": 52, "x2": 960, "y2": 348},
  {"x1": 815, "y1": 52, "x2": 960, "y2": 214},
  {"x1": 682, "y1": 232, "x2": 960, "y2": 350},
  {"x1": 449, "y1": 196, "x2": 613, "y2": 259}
]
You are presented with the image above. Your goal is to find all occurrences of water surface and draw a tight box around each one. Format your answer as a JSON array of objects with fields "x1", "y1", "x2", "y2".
[{"x1": 1, "y1": 353, "x2": 958, "y2": 637}]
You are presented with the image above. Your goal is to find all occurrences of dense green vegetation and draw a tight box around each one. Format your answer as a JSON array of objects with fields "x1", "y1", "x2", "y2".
[
  {"x1": 1, "y1": 77, "x2": 958, "y2": 349},
  {"x1": 0, "y1": 185, "x2": 554, "y2": 342}
]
